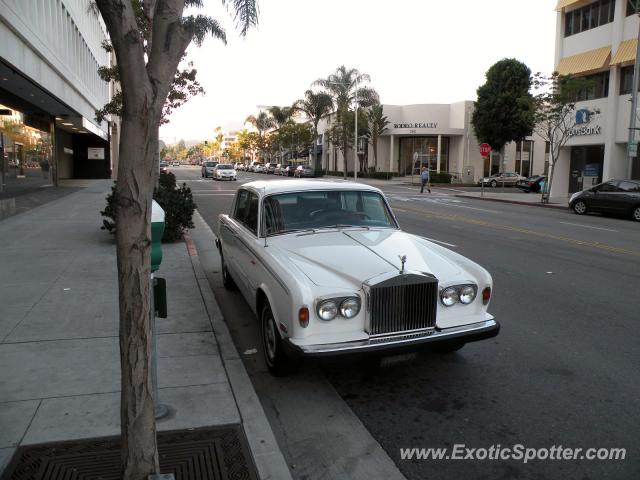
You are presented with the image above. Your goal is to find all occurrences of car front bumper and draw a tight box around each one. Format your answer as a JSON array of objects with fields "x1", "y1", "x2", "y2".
[{"x1": 284, "y1": 318, "x2": 499, "y2": 357}]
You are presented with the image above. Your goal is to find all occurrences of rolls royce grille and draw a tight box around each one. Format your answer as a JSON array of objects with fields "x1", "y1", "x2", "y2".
[{"x1": 367, "y1": 275, "x2": 438, "y2": 336}]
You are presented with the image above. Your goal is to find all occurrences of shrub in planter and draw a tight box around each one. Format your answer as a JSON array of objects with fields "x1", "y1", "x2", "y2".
[
  {"x1": 369, "y1": 171, "x2": 395, "y2": 180},
  {"x1": 100, "y1": 172, "x2": 197, "y2": 242},
  {"x1": 154, "y1": 172, "x2": 196, "y2": 242},
  {"x1": 429, "y1": 173, "x2": 452, "y2": 184}
]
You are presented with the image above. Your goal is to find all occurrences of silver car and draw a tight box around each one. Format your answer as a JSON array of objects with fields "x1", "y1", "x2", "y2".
[{"x1": 478, "y1": 172, "x2": 523, "y2": 188}]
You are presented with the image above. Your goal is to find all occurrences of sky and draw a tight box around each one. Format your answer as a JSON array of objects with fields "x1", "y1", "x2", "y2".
[{"x1": 159, "y1": 0, "x2": 558, "y2": 144}]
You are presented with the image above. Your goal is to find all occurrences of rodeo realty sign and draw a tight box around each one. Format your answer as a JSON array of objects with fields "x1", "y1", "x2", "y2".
[{"x1": 393, "y1": 122, "x2": 438, "y2": 129}]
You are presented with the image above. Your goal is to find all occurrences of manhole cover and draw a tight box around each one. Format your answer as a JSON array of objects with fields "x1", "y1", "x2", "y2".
[{"x1": 1, "y1": 425, "x2": 257, "y2": 480}]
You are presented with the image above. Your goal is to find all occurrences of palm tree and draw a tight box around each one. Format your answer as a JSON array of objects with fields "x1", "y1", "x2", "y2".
[
  {"x1": 293, "y1": 90, "x2": 333, "y2": 170},
  {"x1": 245, "y1": 111, "x2": 275, "y2": 138},
  {"x1": 267, "y1": 106, "x2": 294, "y2": 129},
  {"x1": 314, "y1": 65, "x2": 379, "y2": 177},
  {"x1": 365, "y1": 104, "x2": 389, "y2": 172}
]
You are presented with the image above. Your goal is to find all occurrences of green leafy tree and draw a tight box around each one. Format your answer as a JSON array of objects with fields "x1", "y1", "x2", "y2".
[
  {"x1": 365, "y1": 104, "x2": 389, "y2": 172},
  {"x1": 314, "y1": 65, "x2": 378, "y2": 177},
  {"x1": 91, "y1": 1, "x2": 258, "y2": 479},
  {"x1": 293, "y1": 90, "x2": 333, "y2": 169},
  {"x1": 472, "y1": 58, "x2": 535, "y2": 160},
  {"x1": 532, "y1": 72, "x2": 597, "y2": 203}
]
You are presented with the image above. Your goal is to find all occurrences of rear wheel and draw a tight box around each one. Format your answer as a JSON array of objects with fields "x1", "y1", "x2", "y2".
[
  {"x1": 490, "y1": 180, "x2": 498, "y2": 188},
  {"x1": 573, "y1": 200, "x2": 587, "y2": 215},
  {"x1": 632, "y1": 206, "x2": 640, "y2": 222},
  {"x1": 261, "y1": 302, "x2": 297, "y2": 376}
]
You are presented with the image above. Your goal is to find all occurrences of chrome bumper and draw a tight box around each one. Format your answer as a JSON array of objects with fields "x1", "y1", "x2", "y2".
[{"x1": 284, "y1": 319, "x2": 499, "y2": 357}]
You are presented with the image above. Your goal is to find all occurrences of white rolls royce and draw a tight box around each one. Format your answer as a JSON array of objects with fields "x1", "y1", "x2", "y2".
[{"x1": 216, "y1": 180, "x2": 499, "y2": 375}]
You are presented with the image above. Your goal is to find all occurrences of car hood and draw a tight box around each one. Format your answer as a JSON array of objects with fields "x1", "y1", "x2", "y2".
[{"x1": 269, "y1": 229, "x2": 464, "y2": 289}]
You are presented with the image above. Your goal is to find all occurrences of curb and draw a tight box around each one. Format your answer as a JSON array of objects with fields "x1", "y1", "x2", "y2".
[
  {"x1": 184, "y1": 227, "x2": 294, "y2": 480},
  {"x1": 454, "y1": 194, "x2": 568, "y2": 210}
]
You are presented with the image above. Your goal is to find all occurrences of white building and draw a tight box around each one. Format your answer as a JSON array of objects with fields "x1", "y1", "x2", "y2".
[
  {"x1": 553, "y1": 0, "x2": 640, "y2": 197},
  {"x1": 317, "y1": 101, "x2": 547, "y2": 183},
  {"x1": 0, "y1": 0, "x2": 111, "y2": 197}
]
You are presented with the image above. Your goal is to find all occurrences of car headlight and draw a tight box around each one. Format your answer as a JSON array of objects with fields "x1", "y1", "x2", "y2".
[
  {"x1": 317, "y1": 300, "x2": 338, "y2": 321},
  {"x1": 339, "y1": 297, "x2": 360, "y2": 318},
  {"x1": 440, "y1": 287, "x2": 459, "y2": 307},
  {"x1": 459, "y1": 285, "x2": 477, "y2": 304}
]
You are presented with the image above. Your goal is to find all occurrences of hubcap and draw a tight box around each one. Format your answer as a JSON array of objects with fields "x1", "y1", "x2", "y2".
[
  {"x1": 264, "y1": 316, "x2": 277, "y2": 362},
  {"x1": 634, "y1": 207, "x2": 640, "y2": 221},
  {"x1": 575, "y1": 202, "x2": 586, "y2": 214}
]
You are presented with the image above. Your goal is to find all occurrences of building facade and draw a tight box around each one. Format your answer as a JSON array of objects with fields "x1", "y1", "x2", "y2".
[
  {"x1": 553, "y1": 0, "x2": 640, "y2": 198},
  {"x1": 317, "y1": 101, "x2": 547, "y2": 183},
  {"x1": 0, "y1": 0, "x2": 111, "y2": 202}
]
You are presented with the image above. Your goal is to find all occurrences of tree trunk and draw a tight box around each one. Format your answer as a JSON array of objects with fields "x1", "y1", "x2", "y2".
[{"x1": 116, "y1": 106, "x2": 161, "y2": 480}]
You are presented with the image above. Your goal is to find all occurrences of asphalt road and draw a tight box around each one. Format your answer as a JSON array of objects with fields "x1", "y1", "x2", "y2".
[{"x1": 174, "y1": 166, "x2": 640, "y2": 480}]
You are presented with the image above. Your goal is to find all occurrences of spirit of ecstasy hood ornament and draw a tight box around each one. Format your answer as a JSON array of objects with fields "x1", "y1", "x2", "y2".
[{"x1": 398, "y1": 255, "x2": 407, "y2": 274}]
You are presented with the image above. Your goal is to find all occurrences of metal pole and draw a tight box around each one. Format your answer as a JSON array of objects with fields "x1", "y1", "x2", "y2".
[
  {"x1": 628, "y1": 7, "x2": 640, "y2": 179},
  {"x1": 151, "y1": 274, "x2": 169, "y2": 420},
  {"x1": 354, "y1": 77, "x2": 358, "y2": 182}
]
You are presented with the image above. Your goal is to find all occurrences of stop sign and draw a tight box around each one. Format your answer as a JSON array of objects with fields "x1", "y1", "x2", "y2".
[{"x1": 479, "y1": 143, "x2": 491, "y2": 158}]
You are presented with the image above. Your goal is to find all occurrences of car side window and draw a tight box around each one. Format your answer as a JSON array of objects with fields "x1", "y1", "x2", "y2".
[
  {"x1": 244, "y1": 192, "x2": 259, "y2": 235},
  {"x1": 233, "y1": 190, "x2": 249, "y2": 221},
  {"x1": 596, "y1": 182, "x2": 620, "y2": 192},
  {"x1": 618, "y1": 181, "x2": 640, "y2": 192}
]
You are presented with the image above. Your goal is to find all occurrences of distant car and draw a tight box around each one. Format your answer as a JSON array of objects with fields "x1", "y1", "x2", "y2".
[
  {"x1": 160, "y1": 161, "x2": 168, "y2": 174},
  {"x1": 254, "y1": 163, "x2": 266, "y2": 173},
  {"x1": 516, "y1": 175, "x2": 546, "y2": 193},
  {"x1": 569, "y1": 179, "x2": 640, "y2": 221},
  {"x1": 294, "y1": 165, "x2": 314, "y2": 178},
  {"x1": 172, "y1": 161, "x2": 180, "y2": 167},
  {"x1": 214, "y1": 163, "x2": 237, "y2": 181},
  {"x1": 479, "y1": 172, "x2": 523, "y2": 188},
  {"x1": 282, "y1": 165, "x2": 294, "y2": 177},
  {"x1": 265, "y1": 163, "x2": 277, "y2": 174},
  {"x1": 201, "y1": 161, "x2": 218, "y2": 178}
]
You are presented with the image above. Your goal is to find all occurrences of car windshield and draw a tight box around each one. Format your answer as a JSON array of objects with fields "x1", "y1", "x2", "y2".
[
  {"x1": 263, "y1": 190, "x2": 397, "y2": 236},
  {"x1": 217, "y1": 164, "x2": 233, "y2": 169},
  {"x1": 206, "y1": 162, "x2": 216, "y2": 167}
]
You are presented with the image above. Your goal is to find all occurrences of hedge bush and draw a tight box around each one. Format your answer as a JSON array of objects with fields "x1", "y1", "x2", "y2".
[{"x1": 100, "y1": 172, "x2": 197, "y2": 242}]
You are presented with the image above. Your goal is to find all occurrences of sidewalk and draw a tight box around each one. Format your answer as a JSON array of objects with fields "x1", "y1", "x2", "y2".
[
  {"x1": 453, "y1": 191, "x2": 570, "y2": 209},
  {"x1": 0, "y1": 180, "x2": 291, "y2": 479}
]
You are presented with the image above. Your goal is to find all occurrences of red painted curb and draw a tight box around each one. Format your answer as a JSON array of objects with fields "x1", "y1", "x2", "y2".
[{"x1": 183, "y1": 233, "x2": 198, "y2": 257}]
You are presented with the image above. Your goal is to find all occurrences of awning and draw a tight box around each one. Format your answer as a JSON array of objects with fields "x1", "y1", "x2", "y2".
[
  {"x1": 555, "y1": 0, "x2": 591, "y2": 11},
  {"x1": 555, "y1": 46, "x2": 611, "y2": 75},
  {"x1": 611, "y1": 39, "x2": 638, "y2": 66}
]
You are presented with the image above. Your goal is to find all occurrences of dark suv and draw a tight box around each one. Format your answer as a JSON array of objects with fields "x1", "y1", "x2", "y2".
[{"x1": 569, "y1": 179, "x2": 640, "y2": 221}]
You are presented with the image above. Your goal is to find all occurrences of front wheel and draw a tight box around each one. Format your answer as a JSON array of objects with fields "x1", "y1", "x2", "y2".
[
  {"x1": 261, "y1": 303, "x2": 297, "y2": 376},
  {"x1": 573, "y1": 200, "x2": 587, "y2": 215},
  {"x1": 632, "y1": 206, "x2": 640, "y2": 222},
  {"x1": 490, "y1": 180, "x2": 498, "y2": 188}
]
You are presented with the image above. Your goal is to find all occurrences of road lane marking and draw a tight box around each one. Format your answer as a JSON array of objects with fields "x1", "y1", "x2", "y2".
[
  {"x1": 393, "y1": 205, "x2": 640, "y2": 258},
  {"x1": 559, "y1": 221, "x2": 619, "y2": 232},
  {"x1": 421, "y1": 236, "x2": 457, "y2": 247},
  {"x1": 192, "y1": 193, "x2": 236, "y2": 196}
]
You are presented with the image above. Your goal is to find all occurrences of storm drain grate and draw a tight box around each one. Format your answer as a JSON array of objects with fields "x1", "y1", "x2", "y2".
[{"x1": 1, "y1": 425, "x2": 258, "y2": 480}]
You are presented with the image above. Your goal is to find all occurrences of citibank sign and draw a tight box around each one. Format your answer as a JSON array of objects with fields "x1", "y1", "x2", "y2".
[{"x1": 568, "y1": 125, "x2": 601, "y2": 137}]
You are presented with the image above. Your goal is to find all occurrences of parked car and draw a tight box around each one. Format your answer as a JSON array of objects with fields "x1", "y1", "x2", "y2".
[
  {"x1": 265, "y1": 163, "x2": 277, "y2": 174},
  {"x1": 213, "y1": 163, "x2": 237, "y2": 181},
  {"x1": 294, "y1": 165, "x2": 315, "y2": 178},
  {"x1": 478, "y1": 172, "x2": 523, "y2": 188},
  {"x1": 160, "y1": 161, "x2": 168, "y2": 174},
  {"x1": 281, "y1": 165, "x2": 294, "y2": 177},
  {"x1": 516, "y1": 175, "x2": 546, "y2": 193},
  {"x1": 253, "y1": 163, "x2": 266, "y2": 173},
  {"x1": 569, "y1": 179, "x2": 640, "y2": 221},
  {"x1": 216, "y1": 180, "x2": 498, "y2": 375},
  {"x1": 201, "y1": 160, "x2": 218, "y2": 178},
  {"x1": 274, "y1": 164, "x2": 283, "y2": 175},
  {"x1": 172, "y1": 161, "x2": 180, "y2": 167}
]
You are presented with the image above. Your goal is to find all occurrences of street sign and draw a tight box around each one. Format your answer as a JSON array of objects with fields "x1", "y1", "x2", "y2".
[{"x1": 479, "y1": 143, "x2": 491, "y2": 158}]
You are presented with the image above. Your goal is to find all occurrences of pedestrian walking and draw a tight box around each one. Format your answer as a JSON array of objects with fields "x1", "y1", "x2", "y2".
[{"x1": 420, "y1": 166, "x2": 431, "y2": 193}]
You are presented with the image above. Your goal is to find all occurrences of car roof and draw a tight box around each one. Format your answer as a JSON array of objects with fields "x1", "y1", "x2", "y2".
[{"x1": 239, "y1": 179, "x2": 383, "y2": 196}]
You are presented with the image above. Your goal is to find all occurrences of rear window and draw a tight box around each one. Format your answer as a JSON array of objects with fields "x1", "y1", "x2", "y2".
[
  {"x1": 206, "y1": 162, "x2": 217, "y2": 167},
  {"x1": 217, "y1": 164, "x2": 233, "y2": 169}
]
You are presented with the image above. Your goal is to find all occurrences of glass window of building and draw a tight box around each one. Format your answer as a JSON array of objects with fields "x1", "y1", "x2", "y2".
[
  {"x1": 619, "y1": 65, "x2": 637, "y2": 94},
  {"x1": 627, "y1": 0, "x2": 639, "y2": 16},
  {"x1": 515, "y1": 140, "x2": 534, "y2": 178},
  {"x1": 572, "y1": 71, "x2": 609, "y2": 101},
  {"x1": 399, "y1": 137, "x2": 450, "y2": 176},
  {"x1": 565, "y1": 0, "x2": 614, "y2": 37},
  {"x1": 0, "y1": 104, "x2": 53, "y2": 195}
]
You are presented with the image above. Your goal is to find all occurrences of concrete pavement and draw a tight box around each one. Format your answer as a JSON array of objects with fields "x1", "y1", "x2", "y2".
[{"x1": 0, "y1": 179, "x2": 291, "y2": 479}]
